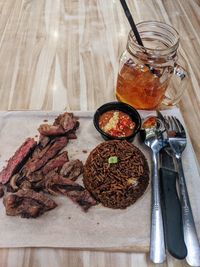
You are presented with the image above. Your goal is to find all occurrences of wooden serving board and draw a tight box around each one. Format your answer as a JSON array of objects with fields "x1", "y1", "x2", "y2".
[{"x1": 0, "y1": 109, "x2": 199, "y2": 252}]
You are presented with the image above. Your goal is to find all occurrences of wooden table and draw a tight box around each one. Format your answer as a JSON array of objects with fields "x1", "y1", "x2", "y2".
[{"x1": 0, "y1": 0, "x2": 199, "y2": 266}]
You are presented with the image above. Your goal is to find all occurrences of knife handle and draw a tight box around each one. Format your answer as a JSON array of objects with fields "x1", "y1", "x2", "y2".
[{"x1": 160, "y1": 168, "x2": 187, "y2": 259}]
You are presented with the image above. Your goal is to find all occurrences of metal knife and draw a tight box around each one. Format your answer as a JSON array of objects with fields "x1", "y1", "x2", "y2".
[{"x1": 160, "y1": 145, "x2": 187, "y2": 259}]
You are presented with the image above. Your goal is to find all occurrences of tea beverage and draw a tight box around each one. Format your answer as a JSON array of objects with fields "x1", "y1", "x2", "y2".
[
  {"x1": 116, "y1": 21, "x2": 187, "y2": 110},
  {"x1": 116, "y1": 60, "x2": 170, "y2": 109}
]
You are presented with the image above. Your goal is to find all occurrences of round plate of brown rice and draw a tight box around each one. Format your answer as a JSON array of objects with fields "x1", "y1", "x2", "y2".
[{"x1": 83, "y1": 140, "x2": 149, "y2": 209}]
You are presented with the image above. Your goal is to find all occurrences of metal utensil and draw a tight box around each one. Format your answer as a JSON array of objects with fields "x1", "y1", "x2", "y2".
[
  {"x1": 141, "y1": 116, "x2": 166, "y2": 264},
  {"x1": 160, "y1": 148, "x2": 187, "y2": 259},
  {"x1": 164, "y1": 115, "x2": 200, "y2": 267},
  {"x1": 157, "y1": 111, "x2": 187, "y2": 259}
]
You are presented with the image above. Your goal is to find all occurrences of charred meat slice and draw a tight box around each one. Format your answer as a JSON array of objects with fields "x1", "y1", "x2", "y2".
[
  {"x1": 44, "y1": 171, "x2": 97, "y2": 211},
  {"x1": 20, "y1": 199, "x2": 46, "y2": 218},
  {"x1": 27, "y1": 171, "x2": 44, "y2": 183},
  {"x1": 38, "y1": 112, "x2": 79, "y2": 137},
  {"x1": 17, "y1": 189, "x2": 56, "y2": 208},
  {"x1": 24, "y1": 137, "x2": 68, "y2": 174},
  {"x1": 45, "y1": 171, "x2": 84, "y2": 195},
  {"x1": 0, "y1": 112, "x2": 87, "y2": 218},
  {"x1": 19, "y1": 180, "x2": 32, "y2": 190},
  {"x1": 60, "y1": 159, "x2": 83, "y2": 181},
  {"x1": 32, "y1": 178, "x2": 46, "y2": 191},
  {"x1": 27, "y1": 152, "x2": 69, "y2": 185},
  {"x1": 38, "y1": 125, "x2": 65, "y2": 136},
  {"x1": 30, "y1": 142, "x2": 51, "y2": 160},
  {"x1": 9, "y1": 173, "x2": 32, "y2": 191},
  {"x1": 67, "y1": 132, "x2": 77, "y2": 139},
  {"x1": 42, "y1": 151, "x2": 69, "y2": 175},
  {"x1": 3, "y1": 189, "x2": 57, "y2": 218},
  {"x1": 53, "y1": 112, "x2": 79, "y2": 133},
  {"x1": 9, "y1": 173, "x2": 23, "y2": 191},
  {"x1": 38, "y1": 135, "x2": 51, "y2": 148},
  {"x1": 0, "y1": 184, "x2": 4, "y2": 198},
  {"x1": 62, "y1": 190, "x2": 97, "y2": 212},
  {"x1": 0, "y1": 138, "x2": 37, "y2": 184}
]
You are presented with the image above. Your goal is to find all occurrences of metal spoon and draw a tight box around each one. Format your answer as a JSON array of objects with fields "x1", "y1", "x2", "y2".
[{"x1": 140, "y1": 116, "x2": 166, "y2": 263}]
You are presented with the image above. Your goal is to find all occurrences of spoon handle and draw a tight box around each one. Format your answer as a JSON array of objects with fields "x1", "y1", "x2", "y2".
[{"x1": 150, "y1": 152, "x2": 166, "y2": 263}]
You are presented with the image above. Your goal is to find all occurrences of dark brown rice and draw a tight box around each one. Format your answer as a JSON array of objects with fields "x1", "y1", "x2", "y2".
[{"x1": 83, "y1": 140, "x2": 149, "y2": 209}]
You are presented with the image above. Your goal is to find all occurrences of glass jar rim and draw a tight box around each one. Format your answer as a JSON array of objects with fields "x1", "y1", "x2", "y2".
[{"x1": 128, "y1": 21, "x2": 180, "y2": 55}]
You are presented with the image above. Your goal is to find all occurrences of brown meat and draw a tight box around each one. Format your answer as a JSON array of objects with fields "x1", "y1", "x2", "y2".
[
  {"x1": 60, "y1": 159, "x2": 83, "y2": 181},
  {"x1": 45, "y1": 171, "x2": 84, "y2": 195},
  {"x1": 27, "y1": 171, "x2": 44, "y2": 183},
  {"x1": 9, "y1": 173, "x2": 24, "y2": 191},
  {"x1": 38, "y1": 112, "x2": 79, "y2": 137},
  {"x1": 24, "y1": 137, "x2": 68, "y2": 174},
  {"x1": 65, "y1": 190, "x2": 97, "y2": 212},
  {"x1": 67, "y1": 132, "x2": 77, "y2": 139},
  {"x1": 9, "y1": 173, "x2": 32, "y2": 191},
  {"x1": 0, "y1": 138, "x2": 37, "y2": 184},
  {"x1": 44, "y1": 171, "x2": 97, "y2": 211},
  {"x1": 17, "y1": 189, "x2": 56, "y2": 208},
  {"x1": 38, "y1": 124, "x2": 65, "y2": 136},
  {"x1": 19, "y1": 180, "x2": 32, "y2": 190},
  {"x1": 0, "y1": 184, "x2": 4, "y2": 198},
  {"x1": 26, "y1": 151, "x2": 69, "y2": 184},
  {"x1": 53, "y1": 112, "x2": 79, "y2": 133},
  {"x1": 31, "y1": 171, "x2": 56, "y2": 191},
  {"x1": 3, "y1": 189, "x2": 57, "y2": 218},
  {"x1": 32, "y1": 178, "x2": 46, "y2": 191},
  {"x1": 42, "y1": 151, "x2": 69, "y2": 175},
  {"x1": 30, "y1": 142, "x2": 51, "y2": 160},
  {"x1": 39, "y1": 135, "x2": 51, "y2": 148}
]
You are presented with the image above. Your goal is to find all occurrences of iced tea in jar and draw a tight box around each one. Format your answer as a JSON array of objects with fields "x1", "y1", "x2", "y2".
[{"x1": 116, "y1": 21, "x2": 187, "y2": 110}]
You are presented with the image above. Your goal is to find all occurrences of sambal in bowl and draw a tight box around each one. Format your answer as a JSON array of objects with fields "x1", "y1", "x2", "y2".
[{"x1": 93, "y1": 102, "x2": 141, "y2": 142}]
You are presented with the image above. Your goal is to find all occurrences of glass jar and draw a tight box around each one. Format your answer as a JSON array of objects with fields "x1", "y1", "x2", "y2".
[{"x1": 116, "y1": 21, "x2": 188, "y2": 110}]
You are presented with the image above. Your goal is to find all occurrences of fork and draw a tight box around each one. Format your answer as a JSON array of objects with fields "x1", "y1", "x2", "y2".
[{"x1": 165, "y1": 116, "x2": 200, "y2": 267}]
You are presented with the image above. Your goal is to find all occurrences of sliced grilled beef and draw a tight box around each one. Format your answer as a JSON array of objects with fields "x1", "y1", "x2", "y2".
[
  {"x1": 30, "y1": 142, "x2": 51, "y2": 160},
  {"x1": 24, "y1": 137, "x2": 68, "y2": 174},
  {"x1": 44, "y1": 171, "x2": 84, "y2": 195},
  {"x1": 67, "y1": 132, "x2": 77, "y2": 139},
  {"x1": 0, "y1": 112, "x2": 90, "y2": 217},
  {"x1": 61, "y1": 190, "x2": 97, "y2": 212},
  {"x1": 60, "y1": 159, "x2": 83, "y2": 181},
  {"x1": 26, "y1": 151, "x2": 69, "y2": 184},
  {"x1": 38, "y1": 112, "x2": 79, "y2": 137},
  {"x1": 44, "y1": 171, "x2": 97, "y2": 211},
  {"x1": 0, "y1": 138, "x2": 37, "y2": 184},
  {"x1": 38, "y1": 124, "x2": 65, "y2": 136},
  {"x1": 9, "y1": 173, "x2": 23, "y2": 191},
  {"x1": 0, "y1": 184, "x2": 4, "y2": 198},
  {"x1": 38, "y1": 135, "x2": 51, "y2": 148},
  {"x1": 19, "y1": 180, "x2": 32, "y2": 190},
  {"x1": 3, "y1": 189, "x2": 57, "y2": 218},
  {"x1": 42, "y1": 151, "x2": 69, "y2": 175},
  {"x1": 27, "y1": 171, "x2": 44, "y2": 183},
  {"x1": 53, "y1": 112, "x2": 79, "y2": 133}
]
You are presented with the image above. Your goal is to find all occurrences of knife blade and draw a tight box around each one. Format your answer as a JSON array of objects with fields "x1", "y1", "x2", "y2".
[{"x1": 160, "y1": 147, "x2": 187, "y2": 259}]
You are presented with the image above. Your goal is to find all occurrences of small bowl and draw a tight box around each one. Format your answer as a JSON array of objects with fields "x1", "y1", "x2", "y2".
[{"x1": 93, "y1": 101, "x2": 141, "y2": 142}]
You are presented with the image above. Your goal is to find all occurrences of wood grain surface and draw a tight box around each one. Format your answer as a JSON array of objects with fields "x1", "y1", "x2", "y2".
[{"x1": 0, "y1": 0, "x2": 199, "y2": 266}]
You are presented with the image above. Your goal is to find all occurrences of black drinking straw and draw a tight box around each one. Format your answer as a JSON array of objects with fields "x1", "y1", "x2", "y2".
[
  {"x1": 119, "y1": 0, "x2": 158, "y2": 76},
  {"x1": 119, "y1": 0, "x2": 144, "y2": 47}
]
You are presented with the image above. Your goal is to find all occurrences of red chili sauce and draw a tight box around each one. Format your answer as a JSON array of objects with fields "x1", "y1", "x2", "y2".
[
  {"x1": 142, "y1": 117, "x2": 157, "y2": 129},
  {"x1": 99, "y1": 110, "x2": 136, "y2": 137}
]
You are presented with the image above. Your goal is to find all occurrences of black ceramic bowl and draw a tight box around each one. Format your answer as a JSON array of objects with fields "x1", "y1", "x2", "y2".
[{"x1": 93, "y1": 101, "x2": 141, "y2": 142}]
